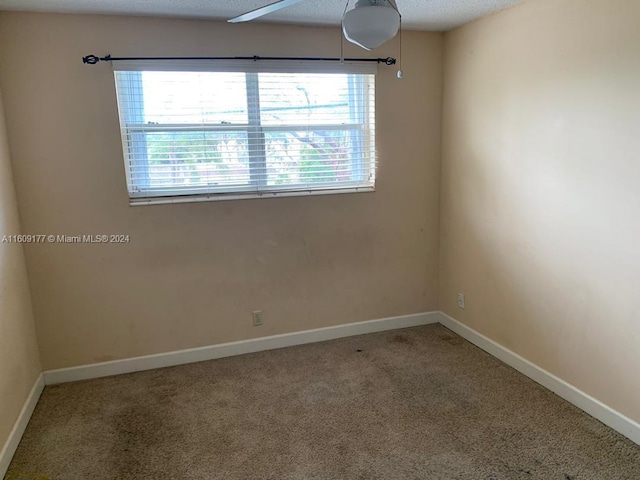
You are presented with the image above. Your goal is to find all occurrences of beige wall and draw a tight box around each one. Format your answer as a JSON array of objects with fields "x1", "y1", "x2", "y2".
[
  {"x1": 440, "y1": 0, "x2": 640, "y2": 422},
  {"x1": 0, "y1": 13, "x2": 443, "y2": 370},
  {"x1": 0, "y1": 90, "x2": 41, "y2": 453}
]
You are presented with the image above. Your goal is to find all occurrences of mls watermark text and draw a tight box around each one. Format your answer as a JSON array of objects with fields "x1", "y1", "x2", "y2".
[{"x1": 2, "y1": 234, "x2": 131, "y2": 244}]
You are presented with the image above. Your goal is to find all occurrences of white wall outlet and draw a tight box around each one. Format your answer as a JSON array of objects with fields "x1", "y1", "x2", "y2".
[
  {"x1": 457, "y1": 293, "x2": 466, "y2": 309},
  {"x1": 252, "y1": 310, "x2": 264, "y2": 326}
]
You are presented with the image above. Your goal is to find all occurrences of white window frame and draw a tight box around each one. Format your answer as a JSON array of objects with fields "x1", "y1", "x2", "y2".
[{"x1": 113, "y1": 60, "x2": 377, "y2": 206}]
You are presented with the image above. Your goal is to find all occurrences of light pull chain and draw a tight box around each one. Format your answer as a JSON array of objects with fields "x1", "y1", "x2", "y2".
[
  {"x1": 397, "y1": 15, "x2": 403, "y2": 79},
  {"x1": 390, "y1": 0, "x2": 403, "y2": 79}
]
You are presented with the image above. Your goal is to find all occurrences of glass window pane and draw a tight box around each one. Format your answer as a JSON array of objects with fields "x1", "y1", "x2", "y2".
[
  {"x1": 138, "y1": 131, "x2": 250, "y2": 189},
  {"x1": 264, "y1": 130, "x2": 365, "y2": 186},
  {"x1": 258, "y1": 73, "x2": 359, "y2": 126},
  {"x1": 140, "y1": 72, "x2": 248, "y2": 125}
]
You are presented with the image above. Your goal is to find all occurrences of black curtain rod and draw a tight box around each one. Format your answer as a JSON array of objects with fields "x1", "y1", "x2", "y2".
[{"x1": 82, "y1": 54, "x2": 396, "y2": 65}]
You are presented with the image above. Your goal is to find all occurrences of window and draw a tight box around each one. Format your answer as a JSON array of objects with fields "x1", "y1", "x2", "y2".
[{"x1": 113, "y1": 60, "x2": 376, "y2": 205}]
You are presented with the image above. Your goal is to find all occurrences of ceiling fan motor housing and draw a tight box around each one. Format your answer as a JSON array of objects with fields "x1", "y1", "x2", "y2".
[{"x1": 343, "y1": 0, "x2": 401, "y2": 51}]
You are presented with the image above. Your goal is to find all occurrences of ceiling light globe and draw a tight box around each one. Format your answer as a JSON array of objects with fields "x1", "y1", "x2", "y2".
[{"x1": 343, "y1": 3, "x2": 401, "y2": 51}]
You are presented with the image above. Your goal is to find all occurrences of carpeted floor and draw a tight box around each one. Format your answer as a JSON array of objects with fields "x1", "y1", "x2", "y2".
[{"x1": 6, "y1": 324, "x2": 640, "y2": 479}]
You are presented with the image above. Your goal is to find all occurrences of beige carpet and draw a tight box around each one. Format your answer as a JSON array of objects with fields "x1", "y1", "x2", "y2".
[{"x1": 7, "y1": 325, "x2": 640, "y2": 479}]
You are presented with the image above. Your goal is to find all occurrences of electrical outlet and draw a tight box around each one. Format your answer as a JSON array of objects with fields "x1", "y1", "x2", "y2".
[
  {"x1": 252, "y1": 310, "x2": 264, "y2": 326},
  {"x1": 457, "y1": 293, "x2": 465, "y2": 309}
]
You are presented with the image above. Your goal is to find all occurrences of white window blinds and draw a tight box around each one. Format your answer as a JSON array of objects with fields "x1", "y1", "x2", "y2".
[{"x1": 113, "y1": 60, "x2": 377, "y2": 205}]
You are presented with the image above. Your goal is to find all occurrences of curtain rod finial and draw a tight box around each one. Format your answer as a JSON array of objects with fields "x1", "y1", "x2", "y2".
[
  {"x1": 82, "y1": 54, "x2": 111, "y2": 65},
  {"x1": 82, "y1": 55, "x2": 100, "y2": 65}
]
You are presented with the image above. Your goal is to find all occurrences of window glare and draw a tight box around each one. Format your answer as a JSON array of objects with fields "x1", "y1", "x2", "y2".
[
  {"x1": 258, "y1": 73, "x2": 353, "y2": 126},
  {"x1": 141, "y1": 71, "x2": 249, "y2": 125}
]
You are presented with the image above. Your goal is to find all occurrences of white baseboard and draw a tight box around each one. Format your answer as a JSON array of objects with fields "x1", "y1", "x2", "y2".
[
  {"x1": 438, "y1": 311, "x2": 640, "y2": 446},
  {"x1": 44, "y1": 311, "x2": 440, "y2": 385},
  {"x1": 33, "y1": 309, "x2": 640, "y2": 451},
  {"x1": 0, "y1": 374, "x2": 45, "y2": 479}
]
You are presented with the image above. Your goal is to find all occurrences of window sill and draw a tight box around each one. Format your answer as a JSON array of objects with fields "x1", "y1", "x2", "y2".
[{"x1": 128, "y1": 186, "x2": 375, "y2": 206}]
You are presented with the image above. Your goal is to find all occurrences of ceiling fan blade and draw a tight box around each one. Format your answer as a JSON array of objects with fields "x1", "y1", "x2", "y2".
[{"x1": 228, "y1": 0, "x2": 307, "y2": 23}]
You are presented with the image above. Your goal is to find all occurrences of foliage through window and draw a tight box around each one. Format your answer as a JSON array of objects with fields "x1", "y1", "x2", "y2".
[{"x1": 113, "y1": 62, "x2": 376, "y2": 204}]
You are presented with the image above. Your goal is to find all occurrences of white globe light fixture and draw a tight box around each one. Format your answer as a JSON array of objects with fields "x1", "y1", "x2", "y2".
[{"x1": 342, "y1": 0, "x2": 401, "y2": 51}]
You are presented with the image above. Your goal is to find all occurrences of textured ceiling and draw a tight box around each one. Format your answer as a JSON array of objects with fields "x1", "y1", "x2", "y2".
[{"x1": 0, "y1": 0, "x2": 525, "y2": 31}]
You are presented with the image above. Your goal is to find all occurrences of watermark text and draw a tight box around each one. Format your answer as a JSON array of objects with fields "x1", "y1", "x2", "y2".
[{"x1": 2, "y1": 234, "x2": 131, "y2": 244}]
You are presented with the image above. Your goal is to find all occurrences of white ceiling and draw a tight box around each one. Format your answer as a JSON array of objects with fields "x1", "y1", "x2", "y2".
[{"x1": 0, "y1": 0, "x2": 525, "y2": 31}]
